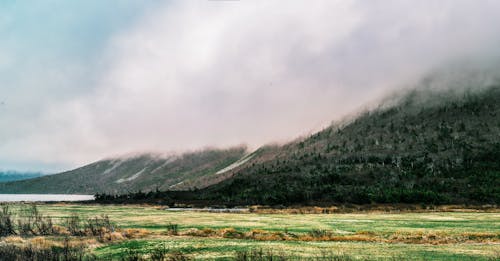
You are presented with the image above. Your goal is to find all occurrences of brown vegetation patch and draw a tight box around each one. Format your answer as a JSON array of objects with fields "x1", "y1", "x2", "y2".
[
  {"x1": 121, "y1": 228, "x2": 151, "y2": 239},
  {"x1": 172, "y1": 226, "x2": 500, "y2": 245},
  {"x1": 248, "y1": 204, "x2": 500, "y2": 214},
  {"x1": 388, "y1": 231, "x2": 500, "y2": 244}
]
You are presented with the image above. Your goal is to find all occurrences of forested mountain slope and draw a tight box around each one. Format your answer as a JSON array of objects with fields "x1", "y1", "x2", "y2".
[
  {"x1": 4, "y1": 84, "x2": 500, "y2": 206},
  {"x1": 198, "y1": 86, "x2": 500, "y2": 205}
]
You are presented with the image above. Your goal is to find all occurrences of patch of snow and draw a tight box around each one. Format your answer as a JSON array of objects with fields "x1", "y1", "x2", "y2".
[
  {"x1": 115, "y1": 168, "x2": 146, "y2": 184},
  {"x1": 151, "y1": 156, "x2": 178, "y2": 174},
  {"x1": 103, "y1": 159, "x2": 123, "y2": 175},
  {"x1": 215, "y1": 153, "x2": 255, "y2": 175},
  {"x1": 169, "y1": 180, "x2": 184, "y2": 189}
]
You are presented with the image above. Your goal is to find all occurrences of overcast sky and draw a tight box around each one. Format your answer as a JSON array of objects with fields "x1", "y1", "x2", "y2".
[{"x1": 1, "y1": 0, "x2": 500, "y2": 172}]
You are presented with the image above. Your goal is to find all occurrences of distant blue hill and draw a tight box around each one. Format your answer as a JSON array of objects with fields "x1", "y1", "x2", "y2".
[{"x1": 0, "y1": 171, "x2": 45, "y2": 182}]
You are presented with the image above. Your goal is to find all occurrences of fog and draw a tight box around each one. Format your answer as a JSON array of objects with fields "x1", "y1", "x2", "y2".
[{"x1": 1, "y1": 0, "x2": 500, "y2": 171}]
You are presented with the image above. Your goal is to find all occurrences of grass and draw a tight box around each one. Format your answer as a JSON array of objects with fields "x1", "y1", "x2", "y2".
[
  {"x1": 2, "y1": 204, "x2": 499, "y2": 260},
  {"x1": 37, "y1": 204, "x2": 500, "y2": 234},
  {"x1": 94, "y1": 238, "x2": 500, "y2": 260}
]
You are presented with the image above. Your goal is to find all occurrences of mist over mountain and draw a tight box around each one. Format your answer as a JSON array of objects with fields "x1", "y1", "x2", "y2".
[
  {"x1": 195, "y1": 82, "x2": 500, "y2": 205},
  {"x1": 2, "y1": 1, "x2": 500, "y2": 206},
  {"x1": 3, "y1": 71, "x2": 499, "y2": 206},
  {"x1": 3, "y1": 1, "x2": 500, "y2": 171},
  {"x1": 0, "y1": 147, "x2": 247, "y2": 194}
]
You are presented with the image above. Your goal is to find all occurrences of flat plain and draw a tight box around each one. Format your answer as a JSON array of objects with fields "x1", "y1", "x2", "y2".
[{"x1": 0, "y1": 204, "x2": 490, "y2": 260}]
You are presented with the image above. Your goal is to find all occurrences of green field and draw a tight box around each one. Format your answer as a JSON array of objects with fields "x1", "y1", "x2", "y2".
[{"x1": 2, "y1": 204, "x2": 499, "y2": 260}]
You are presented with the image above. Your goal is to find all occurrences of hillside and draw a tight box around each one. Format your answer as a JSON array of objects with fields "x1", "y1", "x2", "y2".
[
  {"x1": 4, "y1": 84, "x2": 500, "y2": 205},
  {"x1": 0, "y1": 147, "x2": 247, "y2": 194},
  {"x1": 0, "y1": 171, "x2": 45, "y2": 182},
  {"x1": 187, "y1": 85, "x2": 500, "y2": 205}
]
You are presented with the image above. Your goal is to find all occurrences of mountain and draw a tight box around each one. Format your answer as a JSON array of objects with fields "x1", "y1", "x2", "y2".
[
  {"x1": 190, "y1": 85, "x2": 500, "y2": 205},
  {"x1": 0, "y1": 147, "x2": 247, "y2": 194},
  {"x1": 3, "y1": 82, "x2": 500, "y2": 206},
  {"x1": 0, "y1": 171, "x2": 45, "y2": 183}
]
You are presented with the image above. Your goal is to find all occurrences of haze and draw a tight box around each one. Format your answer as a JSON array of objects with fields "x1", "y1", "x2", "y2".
[{"x1": 1, "y1": 0, "x2": 500, "y2": 172}]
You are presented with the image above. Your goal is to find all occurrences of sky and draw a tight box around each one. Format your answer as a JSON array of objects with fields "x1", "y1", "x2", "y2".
[{"x1": 1, "y1": 0, "x2": 500, "y2": 172}]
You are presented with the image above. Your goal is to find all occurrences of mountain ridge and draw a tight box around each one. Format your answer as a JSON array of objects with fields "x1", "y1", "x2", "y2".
[
  {"x1": 0, "y1": 171, "x2": 45, "y2": 183},
  {"x1": 195, "y1": 85, "x2": 500, "y2": 205},
  {"x1": 2, "y1": 83, "x2": 500, "y2": 205},
  {"x1": 0, "y1": 147, "x2": 248, "y2": 194}
]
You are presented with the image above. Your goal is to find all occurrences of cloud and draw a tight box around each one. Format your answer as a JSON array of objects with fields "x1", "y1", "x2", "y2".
[
  {"x1": 0, "y1": 1, "x2": 156, "y2": 171},
  {"x1": 2, "y1": 0, "x2": 500, "y2": 171}
]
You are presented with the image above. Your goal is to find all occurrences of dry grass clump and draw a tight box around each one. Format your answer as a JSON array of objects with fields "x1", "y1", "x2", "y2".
[
  {"x1": 297, "y1": 229, "x2": 377, "y2": 242},
  {"x1": 181, "y1": 228, "x2": 204, "y2": 237},
  {"x1": 220, "y1": 227, "x2": 245, "y2": 239},
  {"x1": 461, "y1": 232, "x2": 499, "y2": 242},
  {"x1": 28, "y1": 236, "x2": 54, "y2": 248},
  {"x1": 52, "y1": 225, "x2": 71, "y2": 236},
  {"x1": 321, "y1": 231, "x2": 381, "y2": 242},
  {"x1": 247, "y1": 204, "x2": 500, "y2": 214},
  {"x1": 178, "y1": 226, "x2": 374, "y2": 242},
  {"x1": 249, "y1": 206, "x2": 340, "y2": 214},
  {"x1": 66, "y1": 238, "x2": 99, "y2": 249},
  {"x1": 0, "y1": 204, "x2": 140, "y2": 244},
  {"x1": 355, "y1": 230, "x2": 377, "y2": 236},
  {"x1": 328, "y1": 235, "x2": 377, "y2": 242},
  {"x1": 166, "y1": 224, "x2": 500, "y2": 245},
  {"x1": 390, "y1": 230, "x2": 441, "y2": 244},
  {"x1": 246, "y1": 229, "x2": 285, "y2": 241},
  {"x1": 180, "y1": 227, "x2": 293, "y2": 241},
  {"x1": 3, "y1": 235, "x2": 99, "y2": 250},
  {"x1": 180, "y1": 227, "x2": 217, "y2": 237},
  {"x1": 296, "y1": 229, "x2": 351, "y2": 242},
  {"x1": 0, "y1": 238, "x2": 91, "y2": 261},
  {"x1": 387, "y1": 230, "x2": 500, "y2": 244},
  {"x1": 3, "y1": 236, "x2": 24, "y2": 244},
  {"x1": 122, "y1": 228, "x2": 151, "y2": 239},
  {"x1": 201, "y1": 227, "x2": 217, "y2": 237},
  {"x1": 100, "y1": 231, "x2": 125, "y2": 242}
]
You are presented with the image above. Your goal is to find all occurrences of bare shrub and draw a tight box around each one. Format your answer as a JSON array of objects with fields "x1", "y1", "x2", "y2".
[
  {"x1": 0, "y1": 238, "x2": 92, "y2": 261},
  {"x1": 67, "y1": 213, "x2": 85, "y2": 236},
  {"x1": 17, "y1": 205, "x2": 55, "y2": 236},
  {"x1": 166, "y1": 223, "x2": 178, "y2": 235},
  {"x1": 0, "y1": 205, "x2": 16, "y2": 236},
  {"x1": 86, "y1": 215, "x2": 113, "y2": 235}
]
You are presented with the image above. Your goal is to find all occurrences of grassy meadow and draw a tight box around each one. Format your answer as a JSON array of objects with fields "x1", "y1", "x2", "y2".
[{"x1": 1, "y1": 204, "x2": 499, "y2": 260}]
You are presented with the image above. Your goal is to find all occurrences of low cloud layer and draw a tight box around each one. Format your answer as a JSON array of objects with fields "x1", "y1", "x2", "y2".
[{"x1": 2, "y1": 0, "x2": 500, "y2": 171}]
